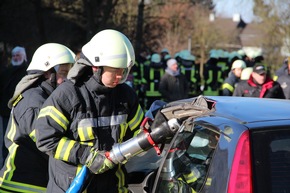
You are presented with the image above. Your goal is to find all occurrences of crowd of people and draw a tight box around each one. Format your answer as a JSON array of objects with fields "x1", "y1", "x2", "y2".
[
  {"x1": 0, "y1": 28, "x2": 289, "y2": 193},
  {"x1": 126, "y1": 47, "x2": 289, "y2": 111}
]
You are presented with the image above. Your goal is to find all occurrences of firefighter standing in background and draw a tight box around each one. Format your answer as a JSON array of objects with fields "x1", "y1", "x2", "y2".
[
  {"x1": 216, "y1": 49, "x2": 230, "y2": 79},
  {"x1": 0, "y1": 43, "x2": 75, "y2": 192},
  {"x1": 203, "y1": 51, "x2": 223, "y2": 96},
  {"x1": 144, "y1": 53, "x2": 164, "y2": 110},
  {"x1": 133, "y1": 49, "x2": 151, "y2": 109},
  {"x1": 222, "y1": 59, "x2": 246, "y2": 96},
  {"x1": 177, "y1": 50, "x2": 201, "y2": 97},
  {"x1": 160, "y1": 48, "x2": 171, "y2": 69},
  {"x1": 34, "y1": 30, "x2": 144, "y2": 193}
]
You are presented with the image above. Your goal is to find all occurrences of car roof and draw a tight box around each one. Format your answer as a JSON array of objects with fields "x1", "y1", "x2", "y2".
[
  {"x1": 204, "y1": 96, "x2": 290, "y2": 123},
  {"x1": 174, "y1": 96, "x2": 290, "y2": 124}
]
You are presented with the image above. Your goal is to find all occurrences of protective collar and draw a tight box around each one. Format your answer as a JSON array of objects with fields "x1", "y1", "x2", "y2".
[
  {"x1": 67, "y1": 58, "x2": 92, "y2": 85},
  {"x1": 8, "y1": 73, "x2": 43, "y2": 108}
]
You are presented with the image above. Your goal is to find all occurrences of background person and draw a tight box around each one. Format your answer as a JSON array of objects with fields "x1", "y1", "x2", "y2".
[
  {"x1": 273, "y1": 57, "x2": 290, "y2": 81},
  {"x1": 0, "y1": 46, "x2": 28, "y2": 167},
  {"x1": 159, "y1": 58, "x2": 189, "y2": 102},
  {"x1": 221, "y1": 59, "x2": 246, "y2": 96},
  {"x1": 34, "y1": 29, "x2": 144, "y2": 193},
  {"x1": 276, "y1": 57, "x2": 290, "y2": 99},
  {"x1": 0, "y1": 43, "x2": 75, "y2": 193},
  {"x1": 233, "y1": 63, "x2": 285, "y2": 98}
]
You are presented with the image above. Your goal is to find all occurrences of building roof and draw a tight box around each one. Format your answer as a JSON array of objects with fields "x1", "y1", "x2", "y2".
[{"x1": 211, "y1": 17, "x2": 263, "y2": 48}]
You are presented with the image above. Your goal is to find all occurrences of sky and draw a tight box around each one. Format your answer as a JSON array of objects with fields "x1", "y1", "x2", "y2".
[
  {"x1": 212, "y1": 0, "x2": 255, "y2": 23},
  {"x1": 212, "y1": 0, "x2": 290, "y2": 24}
]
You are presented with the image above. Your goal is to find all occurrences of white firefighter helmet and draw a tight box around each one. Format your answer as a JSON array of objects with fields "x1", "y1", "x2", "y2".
[
  {"x1": 82, "y1": 29, "x2": 135, "y2": 83},
  {"x1": 179, "y1": 50, "x2": 195, "y2": 61},
  {"x1": 240, "y1": 67, "x2": 253, "y2": 80},
  {"x1": 27, "y1": 43, "x2": 75, "y2": 72},
  {"x1": 151, "y1": 53, "x2": 161, "y2": 63},
  {"x1": 231, "y1": 59, "x2": 246, "y2": 70}
]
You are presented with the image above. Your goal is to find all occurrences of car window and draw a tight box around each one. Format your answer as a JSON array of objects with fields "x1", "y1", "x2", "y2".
[
  {"x1": 154, "y1": 123, "x2": 220, "y2": 193},
  {"x1": 251, "y1": 128, "x2": 290, "y2": 193}
]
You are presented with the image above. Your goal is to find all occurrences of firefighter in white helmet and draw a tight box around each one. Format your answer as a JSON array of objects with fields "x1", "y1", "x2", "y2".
[
  {"x1": 35, "y1": 29, "x2": 144, "y2": 193},
  {"x1": 0, "y1": 43, "x2": 75, "y2": 192},
  {"x1": 221, "y1": 59, "x2": 246, "y2": 96}
]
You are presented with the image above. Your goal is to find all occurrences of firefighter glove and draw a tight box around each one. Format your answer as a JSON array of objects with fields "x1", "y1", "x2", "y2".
[{"x1": 85, "y1": 148, "x2": 115, "y2": 174}]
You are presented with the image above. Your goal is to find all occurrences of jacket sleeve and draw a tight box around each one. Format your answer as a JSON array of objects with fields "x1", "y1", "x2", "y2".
[
  {"x1": 272, "y1": 82, "x2": 286, "y2": 99},
  {"x1": 233, "y1": 82, "x2": 243, "y2": 96},
  {"x1": 35, "y1": 86, "x2": 86, "y2": 165},
  {"x1": 123, "y1": 86, "x2": 144, "y2": 141}
]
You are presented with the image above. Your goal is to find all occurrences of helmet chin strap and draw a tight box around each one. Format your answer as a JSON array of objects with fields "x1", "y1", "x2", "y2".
[
  {"x1": 45, "y1": 68, "x2": 57, "y2": 89},
  {"x1": 50, "y1": 72, "x2": 57, "y2": 89},
  {"x1": 93, "y1": 66, "x2": 104, "y2": 85}
]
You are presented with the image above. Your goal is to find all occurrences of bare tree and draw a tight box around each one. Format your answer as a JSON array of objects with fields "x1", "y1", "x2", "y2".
[{"x1": 254, "y1": 0, "x2": 290, "y2": 73}]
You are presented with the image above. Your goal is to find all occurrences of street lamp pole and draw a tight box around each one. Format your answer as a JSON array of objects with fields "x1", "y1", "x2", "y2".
[{"x1": 135, "y1": 0, "x2": 145, "y2": 56}]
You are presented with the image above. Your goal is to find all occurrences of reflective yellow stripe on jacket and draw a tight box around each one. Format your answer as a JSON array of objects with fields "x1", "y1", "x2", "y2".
[
  {"x1": 4, "y1": 112, "x2": 18, "y2": 180},
  {"x1": 146, "y1": 68, "x2": 163, "y2": 97},
  {"x1": 38, "y1": 106, "x2": 69, "y2": 131},
  {"x1": 115, "y1": 164, "x2": 128, "y2": 193},
  {"x1": 55, "y1": 137, "x2": 77, "y2": 161},
  {"x1": 222, "y1": 82, "x2": 234, "y2": 93},
  {"x1": 128, "y1": 105, "x2": 143, "y2": 137},
  {"x1": 0, "y1": 178, "x2": 46, "y2": 193},
  {"x1": 1, "y1": 111, "x2": 46, "y2": 192}
]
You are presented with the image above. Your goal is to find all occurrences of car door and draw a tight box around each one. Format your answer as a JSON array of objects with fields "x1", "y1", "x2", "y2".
[{"x1": 150, "y1": 119, "x2": 221, "y2": 193}]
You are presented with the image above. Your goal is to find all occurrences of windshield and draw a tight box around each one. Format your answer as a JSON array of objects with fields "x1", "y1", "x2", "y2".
[{"x1": 153, "y1": 122, "x2": 220, "y2": 193}]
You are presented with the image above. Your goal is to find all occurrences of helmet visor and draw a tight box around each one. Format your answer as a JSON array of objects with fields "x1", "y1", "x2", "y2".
[{"x1": 119, "y1": 61, "x2": 134, "y2": 84}]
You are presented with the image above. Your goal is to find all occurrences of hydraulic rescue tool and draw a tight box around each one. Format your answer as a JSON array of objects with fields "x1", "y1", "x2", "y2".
[{"x1": 66, "y1": 96, "x2": 215, "y2": 193}]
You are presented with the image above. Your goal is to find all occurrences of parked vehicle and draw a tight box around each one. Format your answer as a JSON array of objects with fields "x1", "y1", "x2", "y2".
[{"x1": 127, "y1": 96, "x2": 290, "y2": 193}]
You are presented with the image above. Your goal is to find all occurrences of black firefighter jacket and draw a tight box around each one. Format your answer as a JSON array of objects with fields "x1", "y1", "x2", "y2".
[
  {"x1": 0, "y1": 81, "x2": 54, "y2": 193},
  {"x1": 35, "y1": 75, "x2": 144, "y2": 193}
]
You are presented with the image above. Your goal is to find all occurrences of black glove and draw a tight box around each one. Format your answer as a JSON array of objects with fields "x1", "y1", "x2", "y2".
[{"x1": 85, "y1": 148, "x2": 115, "y2": 174}]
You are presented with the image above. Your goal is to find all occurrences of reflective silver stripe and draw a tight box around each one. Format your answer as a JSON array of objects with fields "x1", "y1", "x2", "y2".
[
  {"x1": 49, "y1": 51, "x2": 71, "y2": 64},
  {"x1": 102, "y1": 54, "x2": 127, "y2": 61},
  {"x1": 0, "y1": 178, "x2": 46, "y2": 193},
  {"x1": 78, "y1": 115, "x2": 128, "y2": 128}
]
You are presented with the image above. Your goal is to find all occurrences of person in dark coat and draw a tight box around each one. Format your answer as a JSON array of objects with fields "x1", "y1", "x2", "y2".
[
  {"x1": 276, "y1": 57, "x2": 290, "y2": 99},
  {"x1": 233, "y1": 63, "x2": 285, "y2": 99},
  {"x1": 159, "y1": 58, "x2": 189, "y2": 102}
]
